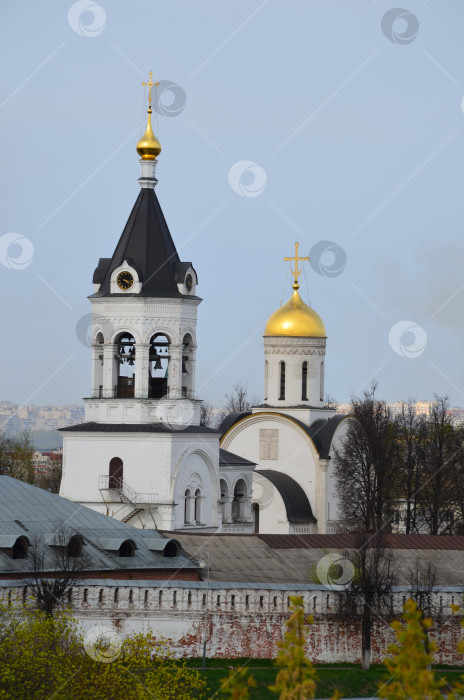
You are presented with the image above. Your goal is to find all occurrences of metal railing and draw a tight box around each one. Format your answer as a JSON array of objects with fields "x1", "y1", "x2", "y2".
[{"x1": 98, "y1": 475, "x2": 158, "y2": 504}]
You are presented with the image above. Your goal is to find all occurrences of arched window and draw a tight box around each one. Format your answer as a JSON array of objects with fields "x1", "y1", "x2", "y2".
[
  {"x1": 115, "y1": 333, "x2": 136, "y2": 398},
  {"x1": 232, "y1": 479, "x2": 247, "y2": 522},
  {"x1": 184, "y1": 489, "x2": 192, "y2": 524},
  {"x1": 320, "y1": 361, "x2": 324, "y2": 401},
  {"x1": 148, "y1": 333, "x2": 170, "y2": 398},
  {"x1": 109, "y1": 457, "x2": 123, "y2": 489},
  {"x1": 118, "y1": 540, "x2": 136, "y2": 558},
  {"x1": 12, "y1": 536, "x2": 29, "y2": 560},
  {"x1": 264, "y1": 360, "x2": 268, "y2": 401},
  {"x1": 164, "y1": 540, "x2": 180, "y2": 558},
  {"x1": 279, "y1": 362, "x2": 285, "y2": 400},
  {"x1": 67, "y1": 535, "x2": 83, "y2": 558},
  {"x1": 194, "y1": 489, "x2": 202, "y2": 523},
  {"x1": 302, "y1": 361, "x2": 308, "y2": 401},
  {"x1": 220, "y1": 479, "x2": 229, "y2": 523},
  {"x1": 252, "y1": 503, "x2": 260, "y2": 533}
]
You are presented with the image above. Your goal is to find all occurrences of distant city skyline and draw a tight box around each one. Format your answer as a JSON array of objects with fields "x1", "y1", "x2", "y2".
[
  {"x1": 2, "y1": 2, "x2": 464, "y2": 408},
  {"x1": 2, "y1": 397, "x2": 464, "y2": 435}
]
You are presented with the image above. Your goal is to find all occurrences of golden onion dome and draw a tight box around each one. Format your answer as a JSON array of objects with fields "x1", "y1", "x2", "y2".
[
  {"x1": 136, "y1": 108, "x2": 161, "y2": 160},
  {"x1": 264, "y1": 285, "x2": 326, "y2": 337}
]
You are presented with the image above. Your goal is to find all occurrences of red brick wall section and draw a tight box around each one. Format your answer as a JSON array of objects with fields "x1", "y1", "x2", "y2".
[{"x1": 168, "y1": 614, "x2": 464, "y2": 664}]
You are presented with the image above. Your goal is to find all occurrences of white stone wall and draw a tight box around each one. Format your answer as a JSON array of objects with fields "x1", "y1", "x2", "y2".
[
  {"x1": 60, "y1": 432, "x2": 221, "y2": 531},
  {"x1": 2, "y1": 582, "x2": 462, "y2": 663},
  {"x1": 222, "y1": 413, "x2": 321, "y2": 529}
]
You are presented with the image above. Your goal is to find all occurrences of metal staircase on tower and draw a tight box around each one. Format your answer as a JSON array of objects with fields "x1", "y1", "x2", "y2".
[{"x1": 98, "y1": 475, "x2": 168, "y2": 524}]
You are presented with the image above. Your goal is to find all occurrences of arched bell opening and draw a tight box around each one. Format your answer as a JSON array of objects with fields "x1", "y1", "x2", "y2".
[
  {"x1": 181, "y1": 333, "x2": 195, "y2": 398},
  {"x1": 93, "y1": 332, "x2": 104, "y2": 398},
  {"x1": 114, "y1": 333, "x2": 136, "y2": 398},
  {"x1": 148, "y1": 333, "x2": 170, "y2": 399}
]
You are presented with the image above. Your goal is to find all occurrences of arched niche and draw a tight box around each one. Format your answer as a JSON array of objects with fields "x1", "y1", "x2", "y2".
[{"x1": 232, "y1": 478, "x2": 247, "y2": 522}]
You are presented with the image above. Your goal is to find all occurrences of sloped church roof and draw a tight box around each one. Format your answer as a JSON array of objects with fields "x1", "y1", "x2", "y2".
[{"x1": 91, "y1": 187, "x2": 197, "y2": 299}]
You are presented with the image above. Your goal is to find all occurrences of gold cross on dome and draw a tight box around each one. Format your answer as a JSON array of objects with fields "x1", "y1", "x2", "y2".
[
  {"x1": 284, "y1": 241, "x2": 309, "y2": 284},
  {"x1": 141, "y1": 71, "x2": 159, "y2": 109}
]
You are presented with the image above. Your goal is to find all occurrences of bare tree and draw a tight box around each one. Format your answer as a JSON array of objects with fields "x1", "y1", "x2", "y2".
[
  {"x1": 451, "y1": 423, "x2": 464, "y2": 534},
  {"x1": 216, "y1": 382, "x2": 260, "y2": 427},
  {"x1": 199, "y1": 402, "x2": 213, "y2": 428},
  {"x1": 394, "y1": 402, "x2": 422, "y2": 534},
  {"x1": 407, "y1": 560, "x2": 439, "y2": 618},
  {"x1": 407, "y1": 559, "x2": 439, "y2": 660},
  {"x1": 334, "y1": 384, "x2": 400, "y2": 533},
  {"x1": 415, "y1": 396, "x2": 461, "y2": 535},
  {"x1": 224, "y1": 382, "x2": 257, "y2": 413},
  {"x1": 324, "y1": 394, "x2": 338, "y2": 409},
  {"x1": 25, "y1": 526, "x2": 87, "y2": 616},
  {"x1": 337, "y1": 534, "x2": 396, "y2": 670}
]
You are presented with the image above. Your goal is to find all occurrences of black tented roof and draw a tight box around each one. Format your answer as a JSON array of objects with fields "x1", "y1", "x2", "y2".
[{"x1": 91, "y1": 188, "x2": 198, "y2": 299}]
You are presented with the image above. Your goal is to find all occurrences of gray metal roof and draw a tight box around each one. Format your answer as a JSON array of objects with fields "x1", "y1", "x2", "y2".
[
  {"x1": 60, "y1": 422, "x2": 218, "y2": 434},
  {"x1": 2, "y1": 577, "x2": 464, "y2": 593},
  {"x1": 256, "y1": 470, "x2": 316, "y2": 523},
  {"x1": 164, "y1": 532, "x2": 464, "y2": 587},
  {"x1": 0, "y1": 476, "x2": 196, "y2": 575},
  {"x1": 219, "y1": 448, "x2": 256, "y2": 467}
]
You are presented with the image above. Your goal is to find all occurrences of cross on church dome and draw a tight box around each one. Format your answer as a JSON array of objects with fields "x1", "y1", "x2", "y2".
[{"x1": 284, "y1": 241, "x2": 309, "y2": 291}]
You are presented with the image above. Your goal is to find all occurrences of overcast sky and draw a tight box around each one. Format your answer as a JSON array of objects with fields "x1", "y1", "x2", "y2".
[{"x1": 1, "y1": 0, "x2": 464, "y2": 409}]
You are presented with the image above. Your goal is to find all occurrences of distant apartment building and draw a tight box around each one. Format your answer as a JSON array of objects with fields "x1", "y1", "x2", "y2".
[
  {"x1": 0, "y1": 402, "x2": 85, "y2": 436},
  {"x1": 336, "y1": 400, "x2": 464, "y2": 424},
  {"x1": 32, "y1": 448, "x2": 63, "y2": 480}
]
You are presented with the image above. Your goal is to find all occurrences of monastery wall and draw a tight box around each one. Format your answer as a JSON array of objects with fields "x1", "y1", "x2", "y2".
[{"x1": 2, "y1": 582, "x2": 463, "y2": 664}]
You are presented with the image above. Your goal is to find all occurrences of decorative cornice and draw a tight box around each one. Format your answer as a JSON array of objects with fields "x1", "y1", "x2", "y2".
[
  {"x1": 264, "y1": 347, "x2": 326, "y2": 356},
  {"x1": 264, "y1": 336, "x2": 326, "y2": 349}
]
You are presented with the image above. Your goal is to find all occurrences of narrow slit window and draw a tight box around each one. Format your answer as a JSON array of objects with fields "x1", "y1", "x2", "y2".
[
  {"x1": 279, "y1": 361, "x2": 285, "y2": 400},
  {"x1": 302, "y1": 361, "x2": 308, "y2": 400}
]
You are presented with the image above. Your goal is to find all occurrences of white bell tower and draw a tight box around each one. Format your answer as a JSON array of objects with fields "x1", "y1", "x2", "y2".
[{"x1": 60, "y1": 73, "x2": 222, "y2": 532}]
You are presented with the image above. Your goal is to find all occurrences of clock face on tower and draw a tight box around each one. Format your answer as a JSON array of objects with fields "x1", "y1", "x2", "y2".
[
  {"x1": 185, "y1": 273, "x2": 193, "y2": 293},
  {"x1": 117, "y1": 271, "x2": 134, "y2": 290}
]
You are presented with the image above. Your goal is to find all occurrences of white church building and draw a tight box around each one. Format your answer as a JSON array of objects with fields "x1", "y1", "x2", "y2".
[{"x1": 60, "y1": 76, "x2": 349, "y2": 535}]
